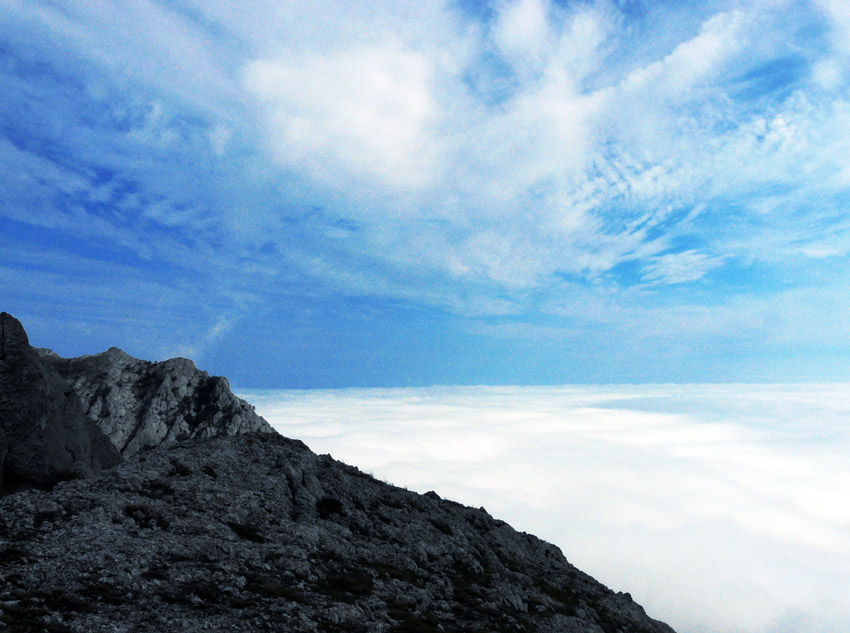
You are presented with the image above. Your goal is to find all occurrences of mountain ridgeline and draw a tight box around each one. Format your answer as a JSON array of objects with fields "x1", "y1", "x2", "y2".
[{"x1": 0, "y1": 312, "x2": 676, "y2": 632}]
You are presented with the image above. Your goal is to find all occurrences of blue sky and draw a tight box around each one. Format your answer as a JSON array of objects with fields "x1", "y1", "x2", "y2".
[{"x1": 3, "y1": 0, "x2": 850, "y2": 387}]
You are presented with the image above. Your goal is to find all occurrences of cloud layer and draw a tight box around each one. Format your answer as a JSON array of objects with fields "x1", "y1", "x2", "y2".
[{"x1": 245, "y1": 384, "x2": 850, "y2": 633}]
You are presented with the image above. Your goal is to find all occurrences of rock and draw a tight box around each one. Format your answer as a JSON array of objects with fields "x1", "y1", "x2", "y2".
[
  {"x1": 0, "y1": 312, "x2": 121, "y2": 491},
  {"x1": 1, "y1": 311, "x2": 269, "y2": 489},
  {"x1": 40, "y1": 346, "x2": 274, "y2": 457},
  {"x1": 0, "y1": 424, "x2": 6, "y2": 485},
  {"x1": 0, "y1": 434, "x2": 677, "y2": 633}
]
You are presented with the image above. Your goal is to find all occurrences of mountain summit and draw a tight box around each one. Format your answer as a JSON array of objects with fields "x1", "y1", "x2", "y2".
[{"x1": 0, "y1": 313, "x2": 676, "y2": 632}]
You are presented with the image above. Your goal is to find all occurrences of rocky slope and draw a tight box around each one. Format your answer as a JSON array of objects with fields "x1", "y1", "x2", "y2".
[
  {"x1": 0, "y1": 312, "x2": 677, "y2": 632},
  {"x1": 0, "y1": 434, "x2": 675, "y2": 633}
]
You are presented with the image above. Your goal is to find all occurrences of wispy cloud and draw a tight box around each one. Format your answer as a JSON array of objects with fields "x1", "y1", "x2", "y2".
[
  {"x1": 642, "y1": 250, "x2": 724, "y2": 284},
  {"x1": 245, "y1": 384, "x2": 850, "y2": 633}
]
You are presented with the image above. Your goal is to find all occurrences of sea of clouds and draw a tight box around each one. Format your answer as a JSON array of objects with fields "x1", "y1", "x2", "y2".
[{"x1": 241, "y1": 384, "x2": 850, "y2": 633}]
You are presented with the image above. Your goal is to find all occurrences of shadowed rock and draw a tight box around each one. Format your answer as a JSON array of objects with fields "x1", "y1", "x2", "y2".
[{"x1": 0, "y1": 312, "x2": 121, "y2": 491}]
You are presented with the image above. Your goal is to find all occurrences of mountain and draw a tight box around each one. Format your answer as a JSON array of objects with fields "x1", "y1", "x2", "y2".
[{"x1": 0, "y1": 312, "x2": 676, "y2": 633}]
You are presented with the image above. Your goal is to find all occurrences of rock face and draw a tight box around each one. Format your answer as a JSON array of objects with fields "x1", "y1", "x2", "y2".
[
  {"x1": 0, "y1": 313, "x2": 121, "y2": 491},
  {"x1": 0, "y1": 434, "x2": 676, "y2": 633},
  {"x1": 39, "y1": 347, "x2": 274, "y2": 457},
  {"x1": 0, "y1": 310, "x2": 270, "y2": 490}
]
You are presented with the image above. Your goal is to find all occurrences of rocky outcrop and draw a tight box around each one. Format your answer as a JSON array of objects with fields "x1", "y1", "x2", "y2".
[
  {"x1": 0, "y1": 313, "x2": 121, "y2": 491},
  {"x1": 38, "y1": 343, "x2": 274, "y2": 458},
  {"x1": 0, "y1": 434, "x2": 676, "y2": 633},
  {"x1": 0, "y1": 310, "x2": 271, "y2": 491}
]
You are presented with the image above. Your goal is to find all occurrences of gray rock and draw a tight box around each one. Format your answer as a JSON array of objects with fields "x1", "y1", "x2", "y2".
[
  {"x1": 40, "y1": 345, "x2": 274, "y2": 457},
  {"x1": 0, "y1": 312, "x2": 121, "y2": 491},
  {"x1": 0, "y1": 434, "x2": 677, "y2": 633}
]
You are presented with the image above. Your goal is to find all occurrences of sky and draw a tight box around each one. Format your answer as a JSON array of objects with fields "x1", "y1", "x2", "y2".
[
  {"x1": 246, "y1": 384, "x2": 850, "y2": 633},
  {"x1": 3, "y1": 0, "x2": 850, "y2": 386}
]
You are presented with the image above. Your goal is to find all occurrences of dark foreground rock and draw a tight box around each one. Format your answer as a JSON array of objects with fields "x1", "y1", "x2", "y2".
[
  {"x1": 0, "y1": 433, "x2": 675, "y2": 633},
  {"x1": 0, "y1": 313, "x2": 120, "y2": 491}
]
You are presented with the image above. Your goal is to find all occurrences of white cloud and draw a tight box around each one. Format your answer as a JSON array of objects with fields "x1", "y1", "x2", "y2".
[
  {"x1": 294, "y1": 3, "x2": 850, "y2": 297},
  {"x1": 244, "y1": 384, "x2": 850, "y2": 633},
  {"x1": 208, "y1": 124, "x2": 233, "y2": 157},
  {"x1": 244, "y1": 42, "x2": 439, "y2": 189},
  {"x1": 816, "y1": 0, "x2": 850, "y2": 57},
  {"x1": 620, "y1": 10, "x2": 745, "y2": 97},
  {"x1": 493, "y1": 0, "x2": 554, "y2": 75},
  {"x1": 4, "y1": 0, "x2": 241, "y2": 115}
]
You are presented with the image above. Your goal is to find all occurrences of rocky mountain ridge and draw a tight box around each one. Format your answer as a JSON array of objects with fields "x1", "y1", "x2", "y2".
[
  {"x1": 0, "y1": 312, "x2": 677, "y2": 632},
  {"x1": 0, "y1": 311, "x2": 272, "y2": 491},
  {"x1": 39, "y1": 344, "x2": 273, "y2": 458}
]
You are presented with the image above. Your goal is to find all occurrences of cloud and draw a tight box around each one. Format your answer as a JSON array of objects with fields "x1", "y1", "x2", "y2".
[
  {"x1": 492, "y1": 0, "x2": 554, "y2": 75},
  {"x1": 816, "y1": 0, "x2": 850, "y2": 58},
  {"x1": 244, "y1": 41, "x2": 438, "y2": 189},
  {"x1": 641, "y1": 249, "x2": 724, "y2": 284},
  {"x1": 245, "y1": 384, "x2": 850, "y2": 633}
]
